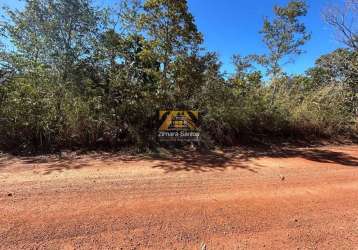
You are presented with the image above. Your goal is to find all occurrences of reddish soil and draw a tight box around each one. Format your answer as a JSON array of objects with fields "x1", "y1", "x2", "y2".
[{"x1": 1, "y1": 145, "x2": 358, "y2": 249}]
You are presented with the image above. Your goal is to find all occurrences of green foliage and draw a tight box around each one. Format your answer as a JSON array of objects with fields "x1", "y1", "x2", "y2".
[
  {"x1": 248, "y1": 0, "x2": 311, "y2": 107},
  {"x1": 0, "y1": 0, "x2": 356, "y2": 152},
  {"x1": 258, "y1": 0, "x2": 311, "y2": 76},
  {"x1": 290, "y1": 85, "x2": 355, "y2": 136},
  {"x1": 0, "y1": 76, "x2": 65, "y2": 150},
  {"x1": 307, "y1": 49, "x2": 358, "y2": 115},
  {"x1": 4, "y1": 0, "x2": 101, "y2": 82}
]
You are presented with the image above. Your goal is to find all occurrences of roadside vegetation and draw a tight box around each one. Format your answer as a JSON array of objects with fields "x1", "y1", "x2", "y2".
[{"x1": 0, "y1": 0, "x2": 357, "y2": 152}]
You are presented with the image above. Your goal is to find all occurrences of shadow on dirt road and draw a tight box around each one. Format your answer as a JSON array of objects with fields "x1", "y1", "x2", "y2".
[
  {"x1": 1, "y1": 146, "x2": 357, "y2": 174},
  {"x1": 150, "y1": 146, "x2": 358, "y2": 173}
]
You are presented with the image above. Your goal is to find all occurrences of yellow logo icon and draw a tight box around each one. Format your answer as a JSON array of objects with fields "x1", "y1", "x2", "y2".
[{"x1": 159, "y1": 111, "x2": 199, "y2": 131}]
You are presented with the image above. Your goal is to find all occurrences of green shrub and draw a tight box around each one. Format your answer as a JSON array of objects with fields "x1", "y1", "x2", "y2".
[{"x1": 290, "y1": 85, "x2": 355, "y2": 136}]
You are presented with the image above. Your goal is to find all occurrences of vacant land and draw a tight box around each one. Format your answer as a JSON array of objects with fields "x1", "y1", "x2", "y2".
[{"x1": 1, "y1": 145, "x2": 358, "y2": 249}]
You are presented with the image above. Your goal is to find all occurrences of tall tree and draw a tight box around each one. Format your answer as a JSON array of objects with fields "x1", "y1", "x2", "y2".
[
  {"x1": 255, "y1": 0, "x2": 310, "y2": 105},
  {"x1": 139, "y1": 0, "x2": 203, "y2": 87},
  {"x1": 4, "y1": 0, "x2": 102, "y2": 82}
]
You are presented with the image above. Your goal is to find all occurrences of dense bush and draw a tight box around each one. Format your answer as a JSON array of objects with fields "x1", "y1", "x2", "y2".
[{"x1": 0, "y1": 0, "x2": 357, "y2": 152}]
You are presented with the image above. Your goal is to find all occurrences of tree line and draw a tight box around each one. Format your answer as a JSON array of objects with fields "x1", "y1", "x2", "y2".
[{"x1": 0, "y1": 0, "x2": 357, "y2": 152}]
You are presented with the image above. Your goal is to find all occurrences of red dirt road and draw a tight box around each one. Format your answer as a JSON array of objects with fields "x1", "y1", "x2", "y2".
[{"x1": 1, "y1": 145, "x2": 358, "y2": 249}]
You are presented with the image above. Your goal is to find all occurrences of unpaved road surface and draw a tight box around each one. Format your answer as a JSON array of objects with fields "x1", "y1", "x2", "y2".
[{"x1": 1, "y1": 145, "x2": 358, "y2": 249}]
